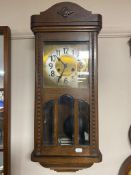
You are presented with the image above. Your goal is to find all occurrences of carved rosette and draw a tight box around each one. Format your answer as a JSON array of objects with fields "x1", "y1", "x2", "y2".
[{"x1": 57, "y1": 7, "x2": 74, "y2": 17}]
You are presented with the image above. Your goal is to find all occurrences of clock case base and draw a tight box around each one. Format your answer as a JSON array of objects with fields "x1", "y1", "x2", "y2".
[{"x1": 31, "y1": 151, "x2": 102, "y2": 172}]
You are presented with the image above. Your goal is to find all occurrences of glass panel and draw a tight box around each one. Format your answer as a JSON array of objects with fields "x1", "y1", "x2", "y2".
[
  {"x1": 58, "y1": 95, "x2": 74, "y2": 145},
  {"x1": 0, "y1": 35, "x2": 4, "y2": 175},
  {"x1": 0, "y1": 35, "x2": 4, "y2": 150},
  {"x1": 0, "y1": 152, "x2": 3, "y2": 175},
  {"x1": 43, "y1": 100, "x2": 54, "y2": 145},
  {"x1": 0, "y1": 35, "x2": 4, "y2": 89},
  {"x1": 43, "y1": 41, "x2": 89, "y2": 88},
  {"x1": 0, "y1": 111, "x2": 3, "y2": 148},
  {"x1": 78, "y1": 99, "x2": 90, "y2": 145},
  {"x1": 42, "y1": 41, "x2": 90, "y2": 146}
]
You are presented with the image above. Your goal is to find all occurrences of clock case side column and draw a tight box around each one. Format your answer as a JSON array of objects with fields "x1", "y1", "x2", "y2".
[
  {"x1": 89, "y1": 31, "x2": 101, "y2": 159},
  {"x1": 32, "y1": 33, "x2": 43, "y2": 158}
]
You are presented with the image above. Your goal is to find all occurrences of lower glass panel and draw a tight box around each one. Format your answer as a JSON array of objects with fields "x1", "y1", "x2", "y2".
[
  {"x1": 43, "y1": 100, "x2": 54, "y2": 145},
  {"x1": 0, "y1": 152, "x2": 3, "y2": 175},
  {"x1": 0, "y1": 111, "x2": 3, "y2": 148},
  {"x1": 78, "y1": 100, "x2": 90, "y2": 145},
  {"x1": 42, "y1": 94, "x2": 90, "y2": 146},
  {"x1": 0, "y1": 90, "x2": 3, "y2": 148},
  {"x1": 58, "y1": 95, "x2": 74, "y2": 145}
]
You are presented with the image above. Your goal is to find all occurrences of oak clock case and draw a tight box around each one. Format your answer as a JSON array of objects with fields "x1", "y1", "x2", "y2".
[
  {"x1": 0, "y1": 27, "x2": 11, "y2": 175},
  {"x1": 31, "y1": 2, "x2": 102, "y2": 172}
]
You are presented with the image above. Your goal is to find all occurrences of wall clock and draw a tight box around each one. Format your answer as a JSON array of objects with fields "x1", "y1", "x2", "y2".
[{"x1": 31, "y1": 2, "x2": 102, "y2": 171}]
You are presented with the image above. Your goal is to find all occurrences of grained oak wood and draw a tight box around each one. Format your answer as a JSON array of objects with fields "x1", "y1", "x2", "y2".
[
  {"x1": 119, "y1": 156, "x2": 131, "y2": 175},
  {"x1": 31, "y1": 2, "x2": 102, "y2": 30},
  {"x1": 32, "y1": 151, "x2": 101, "y2": 171}
]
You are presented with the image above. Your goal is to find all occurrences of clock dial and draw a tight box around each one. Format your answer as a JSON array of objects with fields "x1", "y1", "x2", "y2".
[
  {"x1": 45, "y1": 47, "x2": 78, "y2": 87},
  {"x1": 43, "y1": 43, "x2": 89, "y2": 88}
]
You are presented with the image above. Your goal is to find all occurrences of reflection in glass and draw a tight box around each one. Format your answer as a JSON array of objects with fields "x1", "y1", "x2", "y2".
[
  {"x1": 0, "y1": 35, "x2": 4, "y2": 149},
  {"x1": 58, "y1": 95, "x2": 74, "y2": 145},
  {"x1": 43, "y1": 100, "x2": 54, "y2": 145},
  {"x1": 0, "y1": 90, "x2": 3, "y2": 110},
  {"x1": 0, "y1": 35, "x2": 4, "y2": 89},
  {"x1": 0, "y1": 152, "x2": 3, "y2": 175},
  {"x1": 78, "y1": 100, "x2": 90, "y2": 145},
  {"x1": 42, "y1": 95, "x2": 90, "y2": 146},
  {"x1": 0, "y1": 90, "x2": 3, "y2": 148}
]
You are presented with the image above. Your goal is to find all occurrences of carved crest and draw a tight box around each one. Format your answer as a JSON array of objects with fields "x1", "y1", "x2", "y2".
[
  {"x1": 57, "y1": 7, "x2": 74, "y2": 18},
  {"x1": 31, "y1": 2, "x2": 102, "y2": 31}
]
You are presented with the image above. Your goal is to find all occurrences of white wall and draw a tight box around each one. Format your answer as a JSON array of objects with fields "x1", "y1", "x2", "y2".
[{"x1": 1, "y1": 0, "x2": 131, "y2": 175}]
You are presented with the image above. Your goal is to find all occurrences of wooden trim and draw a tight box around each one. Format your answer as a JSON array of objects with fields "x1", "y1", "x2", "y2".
[
  {"x1": 0, "y1": 26, "x2": 11, "y2": 175},
  {"x1": 31, "y1": 26, "x2": 100, "y2": 33},
  {"x1": 10, "y1": 28, "x2": 131, "y2": 39},
  {"x1": 129, "y1": 125, "x2": 131, "y2": 144},
  {"x1": 119, "y1": 156, "x2": 131, "y2": 175}
]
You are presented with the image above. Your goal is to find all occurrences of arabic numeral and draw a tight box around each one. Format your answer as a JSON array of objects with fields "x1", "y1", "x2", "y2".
[
  {"x1": 50, "y1": 70, "x2": 55, "y2": 77},
  {"x1": 72, "y1": 49, "x2": 75, "y2": 55},
  {"x1": 63, "y1": 48, "x2": 69, "y2": 54},
  {"x1": 50, "y1": 55, "x2": 56, "y2": 62},
  {"x1": 56, "y1": 50, "x2": 60, "y2": 56},
  {"x1": 48, "y1": 63, "x2": 53, "y2": 69}
]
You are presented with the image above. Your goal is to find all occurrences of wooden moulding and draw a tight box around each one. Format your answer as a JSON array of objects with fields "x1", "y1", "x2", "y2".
[
  {"x1": 31, "y1": 151, "x2": 102, "y2": 172},
  {"x1": 118, "y1": 156, "x2": 131, "y2": 175},
  {"x1": 118, "y1": 126, "x2": 131, "y2": 175},
  {"x1": 31, "y1": 2, "x2": 102, "y2": 32},
  {"x1": 0, "y1": 26, "x2": 11, "y2": 175},
  {"x1": 129, "y1": 125, "x2": 131, "y2": 144}
]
